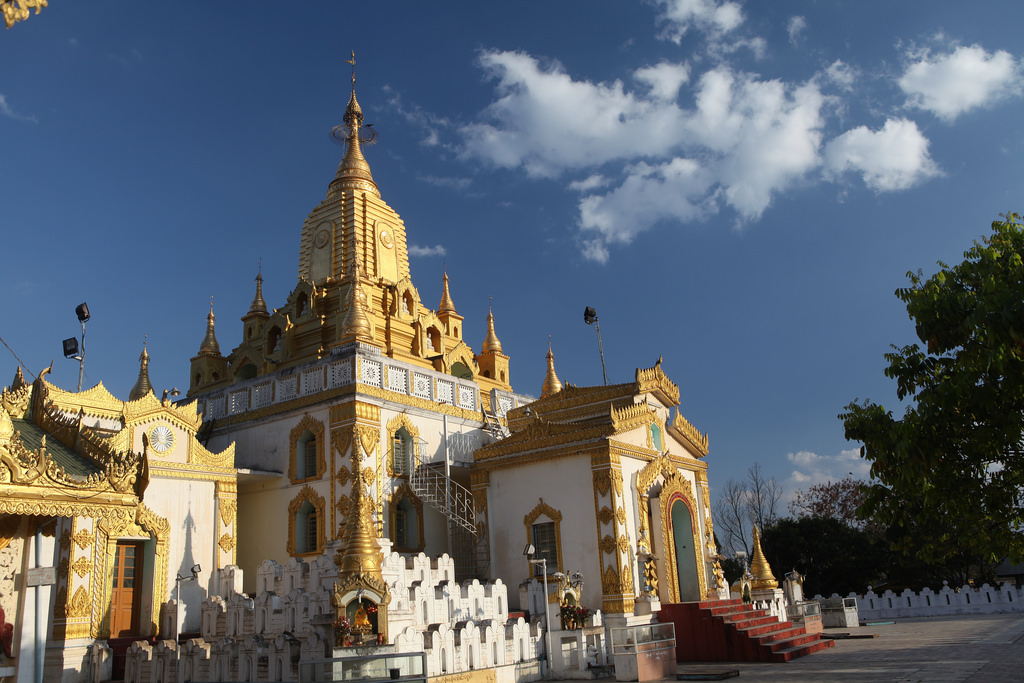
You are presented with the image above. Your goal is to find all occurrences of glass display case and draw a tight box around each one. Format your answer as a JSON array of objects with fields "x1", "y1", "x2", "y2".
[
  {"x1": 299, "y1": 651, "x2": 427, "y2": 683},
  {"x1": 609, "y1": 623, "x2": 675, "y2": 681}
]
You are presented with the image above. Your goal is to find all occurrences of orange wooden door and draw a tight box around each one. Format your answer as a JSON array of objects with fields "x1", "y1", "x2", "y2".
[{"x1": 110, "y1": 542, "x2": 143, "y2": 637}]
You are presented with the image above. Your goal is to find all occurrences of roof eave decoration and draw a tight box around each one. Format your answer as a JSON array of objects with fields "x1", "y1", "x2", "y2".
[
  {"x1": 634, "y1": 357, "x2": 680, "y2": 406},
  {"x1": 41, "y1": 379, "x2": 125, "y2": 419},
  {"x1": 610, "y1": 402, "x2": 658, "y2": 434},
  {"x1": 124, "y1": 393, "x2": 204, "y2": 432},
  {"x1": 669, "y1": 411, "x2": 709, "y2": 457},
  {"x1": 475, "y1": 414, "x2": 612, "y2": 461}
]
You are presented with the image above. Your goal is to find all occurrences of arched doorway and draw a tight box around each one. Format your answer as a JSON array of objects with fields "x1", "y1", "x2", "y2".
[{"x1": 670, "y1": 498, "x2": 700, "y2": 601}]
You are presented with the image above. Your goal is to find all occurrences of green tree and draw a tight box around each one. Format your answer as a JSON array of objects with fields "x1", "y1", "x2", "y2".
[
  {"x1": 761, "y1": 517, "x2": 887, "y2": 597},
  {"x1": 840, "y1": 213, "x2": 1024, "y2": 584}
]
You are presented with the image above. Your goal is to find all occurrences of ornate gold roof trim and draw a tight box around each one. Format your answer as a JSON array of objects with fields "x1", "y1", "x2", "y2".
[
  {"x1": 634, "y1": 358, "x2": 680, "y2": 406},
  {"x1": 475, "y1": 415, "x2": 611, "y2": 461},
  {"x1": 124, "y1": 392, "x2": 203, "y2": 431},
  {"x1": 669, "y1": 411, "x2": 709, "y2": 456},
  {"x1": 610, "y1": 402, "x2": 658, "y2": 434},
  {"x1": 43, "y1": 380, "x2": 124, "y2": 418}
]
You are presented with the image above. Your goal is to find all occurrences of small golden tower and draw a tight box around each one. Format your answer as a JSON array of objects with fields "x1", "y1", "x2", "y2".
[
  {"x1": 437, "y1": 271, "x2": 463, "y2": 342},
  {"x1": 477, "y1": 302, "x2": 510, "y2": 386},
  {"x1": 749, "y1": 525, "x2": 779, "y2": 590},
  {"x1": 541, "y1": 338, "x2": 563, "y2": 398},
  {"x1": 129, "y1": 343, "x2": 153, "y2": 401},
  {"x1": 189, "y1": 300, "x2": 228, "y2": 392}
]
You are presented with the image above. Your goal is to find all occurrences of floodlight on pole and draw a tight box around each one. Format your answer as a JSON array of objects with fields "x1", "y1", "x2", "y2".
[
  {"x1": 583, "y1": 306, "x2": 608, "y2": 386},
  {"x1": 63, "y1": 302, "x2": 90, "y2": 392}
]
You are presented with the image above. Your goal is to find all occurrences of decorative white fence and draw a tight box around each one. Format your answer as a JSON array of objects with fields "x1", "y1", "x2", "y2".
[{"x1": 815, "y1": 582, "x2": 1024, "y2": 621}]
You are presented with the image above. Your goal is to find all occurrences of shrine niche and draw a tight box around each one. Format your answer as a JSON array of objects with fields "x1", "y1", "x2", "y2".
[{"x1": 330, "y1": 575, "x2": 391, "y2": 647}]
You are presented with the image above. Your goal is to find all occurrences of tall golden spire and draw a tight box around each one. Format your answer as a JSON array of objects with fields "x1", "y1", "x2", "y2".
[
  {"x1": 438, "y1": 270, "x2": 456, "y2": 314},
  {"x1": 541, "y1": 337, "x2": 562, "y2": 398},
  {"x1": 749, "y1": 525, "x2": 779, "y2": 590},
  {"x1": 129, "y1": 342, "x2": 153, "y2": 401},
  {"x1": 481, "y1": 302, "x2": 503, "y2": 354},
  {"x1": 248, "y1": 266, "x2": 268, "y2": 315},
  {"x1": 329, "y1": 51, "x2": 380, "y2": 199},
  {"x1": 198, "y1": 299, "x2": 222, "y2": 356}
]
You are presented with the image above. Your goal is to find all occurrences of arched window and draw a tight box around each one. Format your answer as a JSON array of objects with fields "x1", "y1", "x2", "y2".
[
  {"x1": 392, "y1": 427, "x2": 412, "y2": 476},
  {"x1": 290, "y1": 416, "x2": 324, "y2": 483},
  {"x1": 451, "y1": 362, "x2": 472, "y2": 380},
  {"x1": 295, "y1": 292, "x2": 308, "y2": 318},
  {"x1": 288, "y1": 486, "x2": 325, "y2": 556},
  {"x1": 389, "y1": 484, "x2": 424, "y2": 552},
  {"x1": 294, "y1": 501, "x2": 317, "y2": 554},
  {"x1": 296, "y1": 430, "x2": 317, "y2": 479},
  {"x1": 651, "y1": 423, "x2": 663, "y2": 451}
]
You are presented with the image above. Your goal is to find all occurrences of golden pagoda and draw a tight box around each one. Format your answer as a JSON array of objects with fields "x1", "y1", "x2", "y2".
[{"x1": 749, "y1": 525, "x2": 779, "y2": 590}]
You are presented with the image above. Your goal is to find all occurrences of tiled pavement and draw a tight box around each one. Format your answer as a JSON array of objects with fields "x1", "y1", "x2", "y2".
[{"x1": 670, "y1": 613, "x2": 1024, "y2": 682}]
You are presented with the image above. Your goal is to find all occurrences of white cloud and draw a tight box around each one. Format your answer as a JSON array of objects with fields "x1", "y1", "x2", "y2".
[
  {"x1": 408, "y1": 244, "x2": 447, "y2": 257},
  {"x1": 386, "y1": 90, "x2": 453, "y2": 147},
  {"x1": 0, "y1": 94, "x2": 37, "y2": 123},
  {"x1": 568, "y1": 174, "x2": 612, "y2": 192},
  {"x1": 899, "y1": 44, "x2": 1024, "y2": 121},
  {"x1": 785, "y1": 448, "x2": 870, "y2": 495},
  {"x1": 460, "y1": 50, "x2": 686, "y2": 178},
  {"x1": 421, "y1": 175, "x2": 471, "y2": 190},
  {"x1": 634, "y1": 61, "x2": 690, "y2": 101},
  {"x1": 823, "y1": 60, "x2": 856, "y2": 91},
  {"x1": 651, "y1": 0, "x2": 744, "y2": 43},
  {"x1": 824, "y1": 118, "x2": 940, "y2": 192},
  {"x1": 787, "y1": 16, "x2": 806, "y2": 46}
]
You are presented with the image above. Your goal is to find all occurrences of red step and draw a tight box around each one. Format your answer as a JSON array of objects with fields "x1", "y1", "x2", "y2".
[{"x1": 661, "y1": 600, "x2": 835, "y2": 663}]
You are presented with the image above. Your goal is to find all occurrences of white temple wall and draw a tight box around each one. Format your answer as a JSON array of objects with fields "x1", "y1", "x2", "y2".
[{"x1": 486, "y1": 452, "x2": 602, "y2": 612}]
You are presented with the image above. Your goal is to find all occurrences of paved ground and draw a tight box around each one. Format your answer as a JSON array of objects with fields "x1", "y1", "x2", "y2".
[{"x1": 671, "y1": 613, "x2": 1024, "y2": 682}]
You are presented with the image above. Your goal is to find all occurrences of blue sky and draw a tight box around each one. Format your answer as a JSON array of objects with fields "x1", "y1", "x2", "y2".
[{"x1": 2, "y1": 1, "x2": 1023, "y2": 507}]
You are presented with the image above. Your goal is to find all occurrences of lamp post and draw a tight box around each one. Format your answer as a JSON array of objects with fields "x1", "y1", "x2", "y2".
[
  {"x1": 524, "y1": 544, "x2": 553, "y2": 676},
  {"x1": 583, "y1": 307, "x2": 608, "y2": 386},
  {"x1": 62, "y1": 302, "x2": 90, "y2": 391},
  {"x1": 174, "y1": 564, "x2": 201, "y2": 683}
]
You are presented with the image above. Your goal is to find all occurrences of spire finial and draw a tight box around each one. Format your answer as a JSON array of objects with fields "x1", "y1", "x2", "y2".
[
  {"x1": 249, "y1": 263, "x2": 268, "y2": 315},
  {"x1": 198, "y1": 297, "x2": 222, "y2": 356},
  {"x1": 438, "y1": 269, "x2": 457, "y2": 314},
  {"x1": 345, "y1": 50, "x2": 356, "y2": 93},
  {"x1": 329, "y1": 49, "x2": 379, "y2": 198},
  {"x1": 130, "y1": 337, "x2": 153, "y2": 400},
  {"x1": 541, "y1": 336, "x2": 563, "y2": 398},
  {"x1": 482, "y1": 296, "x2": 503, "y2": 354}
]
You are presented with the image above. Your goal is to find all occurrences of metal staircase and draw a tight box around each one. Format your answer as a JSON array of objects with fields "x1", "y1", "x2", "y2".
[{"x1": 406, "y1": 411, "x2": 507, "y2": 580}]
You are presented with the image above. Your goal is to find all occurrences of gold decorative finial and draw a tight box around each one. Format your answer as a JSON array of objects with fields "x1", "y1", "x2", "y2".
[
  {"x1": 198, "y1": 299, "x2": 222, "y2": 356},
  {"x1": 129, "y1": 339, "x2": 153, "y2": 401},
  {"x1": 749, "y1": 525, "x2": 779, "y2": 590},
  {"x1": 541, "y1": 336, "x2": 562, "y2": 398},
  {"x1": 249, "y1": 264, "x2": 268, "y2": 314},
  {"x1": 482, "y1": 299, "x2": 502, "y2": 354},
  {"x1": 438, "y1": 270, "x2": 456, "y2": 314},
  {"x1": 329, "y1": 49, "x2": 379, "y2": 198}
]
